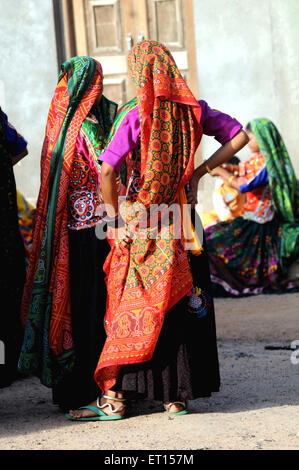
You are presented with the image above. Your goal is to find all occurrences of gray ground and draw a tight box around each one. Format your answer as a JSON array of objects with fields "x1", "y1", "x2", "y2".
[{"x1": 1, "y1": 293, "x2": 299, "y2": 450}]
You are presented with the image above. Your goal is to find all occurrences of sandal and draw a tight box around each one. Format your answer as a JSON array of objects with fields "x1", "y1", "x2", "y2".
[
  {"x1": 163, "y1": 401, "x2": 188, "y2": 415},
  {"x1": 65, "y1": 395, "x2": 126, "y2": 421}
]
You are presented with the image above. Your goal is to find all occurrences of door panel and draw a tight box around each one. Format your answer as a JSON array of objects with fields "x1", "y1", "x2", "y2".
[
  {"x1": 84, "y1": 0, "x2": 123, "y2": 54},
  {"x1": 146, "y1": 0, "x2": 184, "y2": 49}
]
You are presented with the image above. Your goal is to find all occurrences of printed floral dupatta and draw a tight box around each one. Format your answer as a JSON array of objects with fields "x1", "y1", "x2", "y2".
[
  {"x1": 19, "y1": 57, "x2": 113, "y2": 387},
  {"x1": 250, "y1": 118, "x2": 299, "y2": 267},
  {"x1": 95, "y1": 41, "x2": 203, "y2": 392}
]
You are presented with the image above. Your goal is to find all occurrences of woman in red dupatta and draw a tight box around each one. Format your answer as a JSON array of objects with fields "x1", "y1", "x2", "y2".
[
  {"x1": 68, "y1": 41, "x2": 248, "y2": 420},
  {"x1": 18, "y1": 57, "x2": 118, "y2": 411}
]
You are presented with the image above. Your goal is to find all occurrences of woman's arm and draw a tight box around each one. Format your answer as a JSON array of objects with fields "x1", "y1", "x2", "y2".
[
  {"x1": 11, "y1": 148, "x2": 28, "y2": 166},
  {"x1": 100, "y1": 162, "x2": 119, "y2": 217},
  {"x1": 101, "y1": 162, "x2": 133, "y2": 250},
  {"x1": 189, "y1": 130, "x2": 249, "y2": 204}
]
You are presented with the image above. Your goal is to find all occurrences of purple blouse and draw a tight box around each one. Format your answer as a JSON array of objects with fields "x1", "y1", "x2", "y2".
[{"x1": 99, "y1": 100, "x2": 242, "y2": 172}]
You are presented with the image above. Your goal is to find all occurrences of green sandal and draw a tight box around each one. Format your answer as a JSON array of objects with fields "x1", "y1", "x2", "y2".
[
  {"x1": 65, "y1": 395, "x2": 126, "y2": 421},
  {"x1": 164, "y1": 401, "x2": 188, "y2": 415}
]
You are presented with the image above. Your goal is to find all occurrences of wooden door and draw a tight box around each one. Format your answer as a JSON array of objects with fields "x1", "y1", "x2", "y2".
[{"x1": 66, "y1": 0, "x2": 199, "y2": 106}]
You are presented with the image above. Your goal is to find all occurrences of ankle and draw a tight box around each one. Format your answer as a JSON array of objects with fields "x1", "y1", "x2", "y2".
[{"x1": 104, "y1": 390, "x2": 125, "y2": 400}]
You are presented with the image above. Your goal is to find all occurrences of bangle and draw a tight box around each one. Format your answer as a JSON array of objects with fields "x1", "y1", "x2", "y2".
[
  {"x1": 205, "y1": 164, "x2": 212, "y2": 175},
  {"x1": 228, "y1": 175, "x2": 235, "y2": 185}
]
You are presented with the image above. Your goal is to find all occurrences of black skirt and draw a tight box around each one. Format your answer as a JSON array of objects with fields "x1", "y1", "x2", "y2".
[
  {"x1": 112, "y1": 229, "x2": 220, "y2": 402},
  {"x1": 52, "y1": 226, "x2": 110, "y2": 410}
]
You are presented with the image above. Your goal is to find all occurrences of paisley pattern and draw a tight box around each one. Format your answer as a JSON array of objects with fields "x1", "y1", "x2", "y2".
[{"x1": 94, "y1": 41, "x2": 203, "y2": 392}]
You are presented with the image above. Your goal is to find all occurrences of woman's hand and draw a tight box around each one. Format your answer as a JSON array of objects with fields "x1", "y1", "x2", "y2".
[
  {"x1": 188, "y1": 173, "x2": 201, "y2": 207},
  {"x1": 109, "y1": 226, "x2": 134, "y2": 254},
  {"x1": 221, "y1": 163, "x2": 239, "y2": 173},
  {"x1": 209, "y1": 167, "x2": 224, "y2": 177}
]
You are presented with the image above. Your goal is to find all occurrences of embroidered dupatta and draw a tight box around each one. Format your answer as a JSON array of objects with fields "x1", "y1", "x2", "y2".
[
  {"x1": 95, "y1": 41, "x2": 203, "y2": 392},
  {"x1": 19, "y1": 57, "x2": 114, "y2": 387}
]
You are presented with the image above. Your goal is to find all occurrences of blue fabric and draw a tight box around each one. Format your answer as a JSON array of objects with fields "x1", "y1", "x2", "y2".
[
  {"x1": 1, "y1": 111, "x2": 27, "y2": 157},
  {"x1": 239, "y1": 165, "x2": 269, "y2": 193}
]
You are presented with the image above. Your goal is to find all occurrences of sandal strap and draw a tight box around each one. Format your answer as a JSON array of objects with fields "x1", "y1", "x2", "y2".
[
  {"x1": 97, "y1": 397, "x2": 126, "y2": 414},
  {"x1": 102, "y1": 394, "x2": 126, "y2": 402},
  {"x1": 78, "y1": 405, "x2": 106, "y2": 417}
]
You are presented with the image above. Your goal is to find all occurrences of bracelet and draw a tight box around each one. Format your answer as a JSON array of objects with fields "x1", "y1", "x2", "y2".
[{"x1": 205, "y1": 164, "x2": 213, "y2": 175}]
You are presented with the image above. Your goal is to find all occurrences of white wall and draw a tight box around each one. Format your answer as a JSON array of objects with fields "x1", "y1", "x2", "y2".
[
  {"x1": 193, "y1": 0, "x2": 299, "y2": 211},
  {"x1": 0, "y1": 0, "x2": 58, "y2": 203}
]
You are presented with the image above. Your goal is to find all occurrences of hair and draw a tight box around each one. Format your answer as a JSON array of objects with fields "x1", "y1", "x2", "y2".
[{"x1": 227, "y1": 155, "x2": 240, "y2": 165}]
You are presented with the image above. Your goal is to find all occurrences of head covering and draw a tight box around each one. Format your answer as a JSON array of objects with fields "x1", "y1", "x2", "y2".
[
  {"x1": 128, "y1": 40, "x2": 202, "y2": 190},
  {"x1": 95, "y1": 41, "x2": 203, "y2": 392},
  {"x1": 19, "y1": 57, "x2": 109, "y2": 386},
  {"x1": 250, "y1": 118, "x2": 299, "y2": 265}
]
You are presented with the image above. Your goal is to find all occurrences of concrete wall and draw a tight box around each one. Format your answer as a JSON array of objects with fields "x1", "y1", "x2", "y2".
[
  {"x1": 0, "y1": 0, "x2": 58, "y2": 204},
  {"x1": 193, "y1": 0, "x2": 299, "y2": 211}
]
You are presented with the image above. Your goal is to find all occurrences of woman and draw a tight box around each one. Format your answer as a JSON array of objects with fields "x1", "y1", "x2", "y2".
[
  {"x1": 68, "y1": 41, "x2": 249, "y2": 420},
  {"x1": 18, "y1": 57, "x2": 118, "y2": 411},
  {"x1": 200, "y1": 156, "x2": 245, "y2": 228},
  {"x1": 0, "y1": 108, "x2": 27, "y2": 387},
  {"x1": 205, "y1": 118, "x2": 299, "y2": 296}
]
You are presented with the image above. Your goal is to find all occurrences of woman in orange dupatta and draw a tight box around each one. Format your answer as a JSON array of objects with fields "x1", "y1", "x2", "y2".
[
  {"x1": 68, "y1": 41, "x2": 248, "y2": 420},
  {"x1": 18, "y1": 57, "x2": 118, "y2": 411}
]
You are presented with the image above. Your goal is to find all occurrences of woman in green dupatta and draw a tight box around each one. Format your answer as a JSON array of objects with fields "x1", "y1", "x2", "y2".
[
  {"x1": 205, "y1": 118, "x2": 299, "y2": 296},
  {"x1": 18, "y1": 57, "x2": 118, "y2": 411}
]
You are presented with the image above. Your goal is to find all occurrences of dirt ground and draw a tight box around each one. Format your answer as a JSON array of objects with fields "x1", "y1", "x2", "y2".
[{"x1": 0, "y1": 293, "x2": 299, "y2": 451}]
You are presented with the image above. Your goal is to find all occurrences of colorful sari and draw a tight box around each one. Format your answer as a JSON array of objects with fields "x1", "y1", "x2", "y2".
[
  {"x1": 94, "y1": 41, "x2": 203, "y2": 392},
  {"x1": 206, "y1": 118, "x2": 298, "y2": 296},
  {"x1": 19, "y1": 57, "x2": 115, "y2": 387}
]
